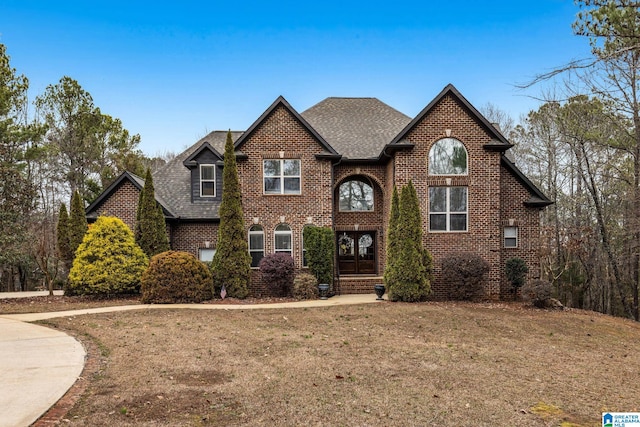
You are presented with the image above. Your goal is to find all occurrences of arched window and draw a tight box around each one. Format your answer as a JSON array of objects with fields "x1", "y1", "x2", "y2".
[
  {"x1": 248, "y1": 225, "x2": 264, "y2": 268},
  {"x1": 428, "y1": 138, "x2": 468, "y2": 175},
  {"x1": 339, "y1": 179, "x2": 374, "y2": 211},
  {"x1": 274, "y1": 224, "x2": 292, "y2": 257}
]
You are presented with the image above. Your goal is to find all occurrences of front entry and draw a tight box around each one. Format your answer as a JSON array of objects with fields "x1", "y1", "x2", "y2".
[{"x1": 337, "y1": 231, "x2": 376, "y2": 274}]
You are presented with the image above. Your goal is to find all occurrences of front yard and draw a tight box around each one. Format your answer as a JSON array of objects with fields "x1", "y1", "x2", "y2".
[{"x1": 30, "y1": 301, "x2": 640, "y2": 426}]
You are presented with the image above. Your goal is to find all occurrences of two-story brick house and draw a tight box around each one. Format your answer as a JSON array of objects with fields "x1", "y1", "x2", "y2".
[{"x1": 86, "y1": 84, "x2": 551, "y2": 299}]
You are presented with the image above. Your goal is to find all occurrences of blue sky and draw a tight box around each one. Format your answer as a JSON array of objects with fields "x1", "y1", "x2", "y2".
[{"x1": 1, "y1": 1, "x2": 591, "y2": 156}]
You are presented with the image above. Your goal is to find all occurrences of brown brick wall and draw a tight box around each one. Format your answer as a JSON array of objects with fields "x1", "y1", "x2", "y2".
[
  {"x1": 394, "y1": 93, "x2": 503, "y2": 300},
  {"x1": 91, "y1": 180, "x2": 140, "y2": 232},
  {"x1": 499, "y1": 168, "x2": 543, "y2": 299},
  {"x1": 237, "y1": 104, "x2": 334, "y2": 296}
]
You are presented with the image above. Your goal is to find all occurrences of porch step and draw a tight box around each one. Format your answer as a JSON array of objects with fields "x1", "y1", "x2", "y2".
[{"x1": 336, "y1": 276, "x2": 384, "y2": 295}]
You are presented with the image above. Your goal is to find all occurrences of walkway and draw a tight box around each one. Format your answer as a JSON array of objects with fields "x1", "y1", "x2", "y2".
[{"x1": 0, "y1": 293, "x2": 381, "y2": 426}]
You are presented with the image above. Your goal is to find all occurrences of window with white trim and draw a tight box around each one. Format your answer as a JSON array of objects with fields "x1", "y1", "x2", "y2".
[
  {"x1": 504, "y1": 226, "x2": 518, "y2": 248},
  {"x1": 274, "y1": 223, "x2": 293, "y2": 257},
  {"x1": 263, "y1": 159, "x2": 301, "y2": 194},
  {"x1": 200, "y1": 164, "x2": 216, "y2": 197},
  {"x1": 199, "y1": 248, "x2": 216, "y2": 262},
  {"x1": 249, "y1": 225, "x2": 264, "y2": 268},
  {"x1": 429, "y1": 186, "x2": 468, "y2": 232},
  {"x1": 429, "y1": 138, "x2": 468, "y2": 175}
]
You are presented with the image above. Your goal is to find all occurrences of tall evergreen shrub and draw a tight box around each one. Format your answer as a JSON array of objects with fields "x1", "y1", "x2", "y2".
[
  {"x1": 211, "y1": 131, "x2": 251, "y2": 298},
  {"x1": 56, "y1": 203, "x2": 72, "y2": 270},
  {"x1": 68, "y1": 190, "x2": 87, "y2": 256},
  {"x1": 303, "y1": 226, "x2": 334, "y2": 287},
  {"x1": 135, "y1": 168, "x2": 170, "y2": 257},
  {"x1": 385, "y1": 181, "x2": 431, "y2": 302},
  {"x1": 383, "y1": 185, "x2": 400, "y2": 287}
]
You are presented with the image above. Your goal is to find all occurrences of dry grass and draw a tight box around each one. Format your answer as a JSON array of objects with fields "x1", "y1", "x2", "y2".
[{"x1": 39, "y1": 302, "x2": 640, "y2": 426}]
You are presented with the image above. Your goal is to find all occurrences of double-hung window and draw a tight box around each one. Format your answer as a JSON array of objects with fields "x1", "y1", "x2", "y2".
[
  {"x1": 200, "y1": 164, "x2": 216, "y2": 197},
  {"x1": 249, "y1": 225, "x2": 265, "y2": 268},
  {"x1": 429, "y1": 187, "x2": 468, "y2": 232},
  {"x1": 263, "y1": 159, "x2": 301, "y2": 194},
  {"x1": 504, "y1": 226, "x2": 518, "y2": 248},
  {"x1": 274, "y1": 224, "x2": 293, "y2": 257}
]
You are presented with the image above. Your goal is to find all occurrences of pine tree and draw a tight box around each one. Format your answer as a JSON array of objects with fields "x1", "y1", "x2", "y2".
[
  {"x1": 135, "y1": 168, "x2": 170, "y2": 257},
  {"x1": 68, "y1": 190, "x2": 88, "y2": 257},
  {"x1": 385, "y1": 181, "x2": 431, "y2": 302},
  {"x1": 56, "y1": 203, "x2": 72, "y2": 269},
  {"x1": 383, "y1": 185, "x2": 400, "y2": 287},
  {"x1": 211, "y1": 131, "x2": 251, "y2": 298}
]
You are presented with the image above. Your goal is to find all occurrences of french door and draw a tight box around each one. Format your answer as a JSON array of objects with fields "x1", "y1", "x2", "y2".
[{"x1": 337, "y1": 231, "x2": 376, "y2": 274}]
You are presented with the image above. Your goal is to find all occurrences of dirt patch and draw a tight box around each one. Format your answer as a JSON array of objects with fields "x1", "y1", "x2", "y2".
[{"x1": 41, "y1": 302, "x2": 640, "y2": 426}]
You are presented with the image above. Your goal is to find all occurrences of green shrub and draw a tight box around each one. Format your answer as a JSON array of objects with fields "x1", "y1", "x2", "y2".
[
  {"x1": 442, "y1": 252, "x2": 490, "y2": 300},
  {"x1": 292, "y1": 272, "x2": 318, "y2": 300},
  {"x1": 505, "y1": 257, "x2": 529, "y2": 296},
  {"x1": 522, "y1": 279, "x2": 553, "y2": 308},
  {"x1": 68, "y1": 216, "x2": 148, "y2": 296},
  {"x1": 259, "y1": 253, "x2": 295, "y2": 296},
  {"x1": 303, "y1": 226, "x2": 334, "y2": 288},
  {"x1": 385, "y1": 181, "x2": 431, "y2": 302},
  {"x1": 141, "y1": 251, "x2": 213, "y2": 303},
  {"x1": 211, "y1": 131, "x2": 251, "y2": 299}
]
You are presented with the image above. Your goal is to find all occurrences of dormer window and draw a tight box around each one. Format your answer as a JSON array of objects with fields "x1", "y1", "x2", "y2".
[{"x1": 200, "y1": 164, "x2": 216, "y2": 197}]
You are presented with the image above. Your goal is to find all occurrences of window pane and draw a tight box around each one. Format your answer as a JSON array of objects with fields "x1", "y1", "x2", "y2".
[
  {"x1": 275, "y1": 234, "x2": 292, "y2": 250},
  {"x1": 429, "y1": 187, "x2": 446, "y2": 212},
  {"x1": 505, "y1": 238, "x2": 517, "y2": 248},
  {"x1": 450, "y1": 214, "x2": 467, "y2": 231},
  {"x1": 429, "y1": 138, "x2": 468, "y2": 175},
  {"x1": 263, "y1": 160, "x2": 280, "y2": 176},
  {"x1": 199, "y1": 249, "x2": 216, "y2": 262},
  {"x1": 339, "y1": 180, "x2": 374, "y2": 211},
  {"x1": 429, "y1": 214, "x2": 446, "y2": 231},
  {"x1": 283, "y1": 177, "x2": 300, "y2": 193},
  {"x1": 275, "y1": 224, "x2": 291, "y2": 232},
  {"x1": 249, "y1": 234, "x2": 264, "y2": 250},
  {"x1": 504, "y1": 227, "x2": 517, "y2": 238},
  {"x1": 201, "y1": 182, "x2": 215, "y2": 196},
  {"x1": 201, "y1": 165, "x2": 215, "y2": 180},
  {"x1": 264, "y1": 177, "x2": 281, "y2": 193},
  {"x1": 283, "y1": 159, "x2": 300, "y2": 176},
  {"x1": 450, "y1": 187, "x2": 467, "y2": 212},
  {"x1": 251, "y1": 251, "x2": 264, "y2": 268}
]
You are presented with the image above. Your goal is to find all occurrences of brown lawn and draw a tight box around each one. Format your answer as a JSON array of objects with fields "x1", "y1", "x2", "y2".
[{"x1": 33, "y1": 302, "x2": 640, "y2": 426}]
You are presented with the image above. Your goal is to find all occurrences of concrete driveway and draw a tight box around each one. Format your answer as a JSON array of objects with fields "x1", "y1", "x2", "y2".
[{"x1": 0, "y1": 317, "x2": 85, "y2": 427}]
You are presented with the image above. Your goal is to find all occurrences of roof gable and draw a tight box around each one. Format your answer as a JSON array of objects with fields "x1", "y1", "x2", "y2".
[
  {"x1": 234, "y1": 96, "x2": 340, "y2": 158},
  {"x1": 85, "y1": 171, "x2": 176, "y2": 219},
  {"x1": 389, "y1": 84, "x2": 512, "y2": 150},
  {"x1": 182, "y1": 141, "x2": 224, "y2": 169}
]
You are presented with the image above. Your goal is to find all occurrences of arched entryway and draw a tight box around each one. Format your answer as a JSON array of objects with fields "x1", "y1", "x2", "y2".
[{"x1": 334, "y1": 175, "x2": 384, "y2": 276}]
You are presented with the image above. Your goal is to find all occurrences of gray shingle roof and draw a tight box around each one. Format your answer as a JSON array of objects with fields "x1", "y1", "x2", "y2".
[
  {"x1": 153, "y1": 131, "x2": 243, "y2": 220},
  {"x1": 301, "y1": 98, "x2": 412, "y2": 160}
]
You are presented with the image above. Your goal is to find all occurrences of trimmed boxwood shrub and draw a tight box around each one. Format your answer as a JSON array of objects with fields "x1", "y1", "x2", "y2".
[
  {"x1": 259, "y1": 252, "x2": 295, "y2": 296},
  {"x1": 68, "y1": 216, "x2": 148, "y2": 296},
  {"x1": 292, "y1": 272, "x2": 318, "y2": 300},
  {"x1": 141, "y1": 251, "x2": 213, "y2": 303},
  {"x1": 442, "y1": 252, "x2": 490, "y2": 300}
]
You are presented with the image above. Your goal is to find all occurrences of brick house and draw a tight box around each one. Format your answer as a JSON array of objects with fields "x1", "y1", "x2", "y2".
[{"x1": 86, "y1": 84, "x2": 551, "y2": 299}]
